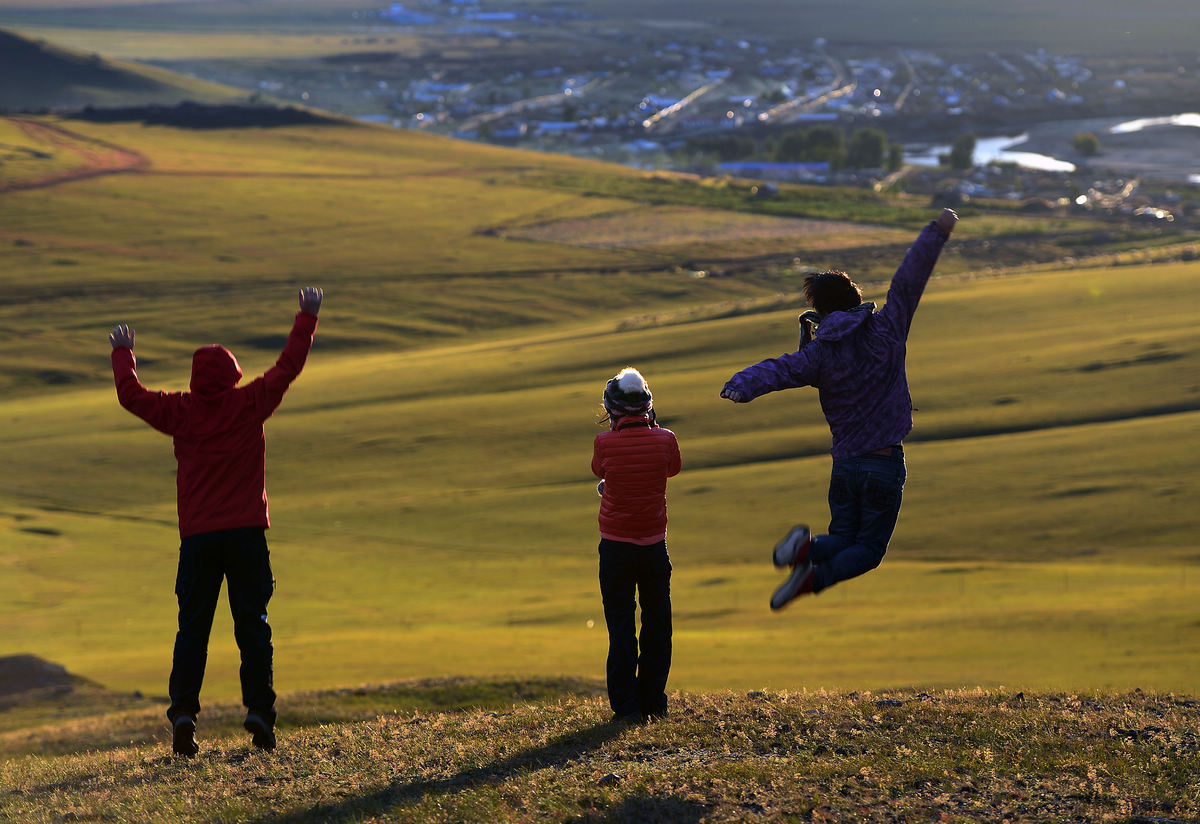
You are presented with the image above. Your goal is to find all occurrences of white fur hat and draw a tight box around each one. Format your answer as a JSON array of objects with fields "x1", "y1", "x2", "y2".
[{"x1": 603, "y1": 367, "x2": 652, "y2": 417}]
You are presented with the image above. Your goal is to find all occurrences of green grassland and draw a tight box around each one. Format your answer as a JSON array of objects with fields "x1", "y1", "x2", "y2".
[
  {"x1": 1, "y1": 116, "x2": 1198, "y2": 707},
  {"x1": 1, "y1": 679, "x2": 1197, "y2": 823}
]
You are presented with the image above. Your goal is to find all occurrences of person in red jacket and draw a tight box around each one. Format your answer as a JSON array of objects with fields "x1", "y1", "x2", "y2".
[
  {"x1": 109, "y1": 287, "x2": 322, "y2": 756},
  {"x1": 591, "y1": 367, "x2": 681, "y2": 723}
]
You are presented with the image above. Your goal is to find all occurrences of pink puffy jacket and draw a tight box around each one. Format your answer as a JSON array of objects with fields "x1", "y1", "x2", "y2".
[{"x1": 592, "y1": 415, "x2": 681, "y2": 545}]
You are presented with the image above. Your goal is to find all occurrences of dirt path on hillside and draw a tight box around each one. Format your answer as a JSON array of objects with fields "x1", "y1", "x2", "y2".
[{"x1": 0, "y1": 118, "x2": 149, "y2": 193}]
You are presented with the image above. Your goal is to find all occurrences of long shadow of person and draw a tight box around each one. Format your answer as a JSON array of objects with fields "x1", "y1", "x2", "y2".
[{"x1": 250, "y1": 718, "x2": 627, "y2": 823}]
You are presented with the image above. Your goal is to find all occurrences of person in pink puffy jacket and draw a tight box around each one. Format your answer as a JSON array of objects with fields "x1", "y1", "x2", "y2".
[{"x1": 591, "y1": 367, "x2": 681, "y2": 723}]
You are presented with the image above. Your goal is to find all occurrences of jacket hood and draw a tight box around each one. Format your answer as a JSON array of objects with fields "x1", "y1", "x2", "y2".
[
  {"x1": 815, "y1": 302, "x2": 877, "y2": 342},
  {"x1": 190, "y1": 345, "x2": 243, "y2": 394}
]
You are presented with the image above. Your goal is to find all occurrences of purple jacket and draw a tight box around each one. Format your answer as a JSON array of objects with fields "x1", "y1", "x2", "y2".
[{"x1": 722, "y1": 221, "x2": 949, "y2": 460}]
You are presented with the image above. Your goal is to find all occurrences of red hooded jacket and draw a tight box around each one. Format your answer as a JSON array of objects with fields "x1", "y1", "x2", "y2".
[
  {"x1": 111, "y1": 311, "x2": 318, "y2": 538},
  {"x1": 592, "y1": 415, "x2": 681, "y2": 545}
]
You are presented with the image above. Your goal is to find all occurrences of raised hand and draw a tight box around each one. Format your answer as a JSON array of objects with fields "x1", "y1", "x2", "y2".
[
  {"x1": 109, "y1": 324, "x2": 135, "y2": 349},
  {"x1": 299, "y1": 287, "x2": 323, "y2": 316},
  {"x1": 720, "y1": 384, "x2": 746, "y2": 403},
  {"x1": 936, "y1": 208, "x2": 958, "y2": 235}
]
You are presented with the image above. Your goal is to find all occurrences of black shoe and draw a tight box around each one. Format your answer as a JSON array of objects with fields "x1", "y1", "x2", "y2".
[
  {"x1": 244, "y1": 713, "x2": 276, "y2": 751},
  {"x1": 611, "y1": 712, "x2": 643, "y2": 726},
  {"x1": 172, "y1": 715, "x2": 199, "y2": 757}
]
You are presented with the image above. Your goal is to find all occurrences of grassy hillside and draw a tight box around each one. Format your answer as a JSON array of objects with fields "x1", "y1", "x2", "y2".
[
  {"x1": 0, "y1": 28, "x2": 249, "y2": 111},
  {"x1": 0, "y1": 114, "x2": 1197, "y2": 700},
  {"x1": 1, "y1": 676, "x2": 1196, "y2": 823}
]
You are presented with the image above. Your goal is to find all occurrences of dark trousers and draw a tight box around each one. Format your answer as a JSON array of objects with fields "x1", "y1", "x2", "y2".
[
  {"x1": 167, "y1": 527, "x2": 277, "y2": 726},
  {"x1": 811, "y1": 447, "x2": 906, "y2": 593},
  {"x1": 598, "y1": 538, "x2": 672, "y2": 717}
]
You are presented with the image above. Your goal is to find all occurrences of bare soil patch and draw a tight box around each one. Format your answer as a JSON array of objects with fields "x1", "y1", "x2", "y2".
[
  {"x1": 0, "y1": 654, "x2": 81, "y2": 697},
  {"x1": 505, "y1": 205, "x2": 912, "y2": 255}
]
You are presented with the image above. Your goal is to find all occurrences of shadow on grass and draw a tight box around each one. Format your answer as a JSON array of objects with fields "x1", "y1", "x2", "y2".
[
  {"x1": 250, "y1": 719, "x2": 626, "y2": 824},
  {"x1": 587, "y1": 794, "x2": 709, "y2": 823}
]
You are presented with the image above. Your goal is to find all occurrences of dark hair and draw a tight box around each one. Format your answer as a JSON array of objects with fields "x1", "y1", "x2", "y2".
[{"x1": 803, "y1": 270, "x2": 863, "y2": 316}]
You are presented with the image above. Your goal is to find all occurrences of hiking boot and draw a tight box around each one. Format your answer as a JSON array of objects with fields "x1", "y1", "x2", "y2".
[
  {"x1": 770, "y1": 561, "x2": 815, "y2": 611},
  {"x1": 772, "y1": 525, "x2": 812, "y2": 569},
  {"x1": 244, "y1": 713, "x2": 276, "y2": 751},
  {"x1": 172, "y1": 715, "x2": 199, "y2": 757}
]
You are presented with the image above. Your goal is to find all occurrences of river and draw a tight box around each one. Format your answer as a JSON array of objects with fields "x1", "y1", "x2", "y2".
[{"x1": 905, "y1": 112, "x2": 1200, "y2": 182}]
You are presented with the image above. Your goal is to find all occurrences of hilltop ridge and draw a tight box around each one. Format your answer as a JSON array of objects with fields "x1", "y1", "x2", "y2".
[
  {"x1": 1, "y1": 674, "x2": 1196, "y2": 823},
  {"x1": 0, "y1": 28, "x2": 246, "y2": 111}
]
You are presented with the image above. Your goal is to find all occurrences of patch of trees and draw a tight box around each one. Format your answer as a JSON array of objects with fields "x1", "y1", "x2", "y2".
[
  {"x1": 944, "y1": 133, "x2": 976, "y2": 171},
  {"x1": 1073, "y1": 131, "x2": 1101, "y2": 156},
  {"x1": 685, "y1": 125, "x2": 903, "y2": 170},
  {"x1": 72, "y1": 101, "x2": 340, "y2": 129}
]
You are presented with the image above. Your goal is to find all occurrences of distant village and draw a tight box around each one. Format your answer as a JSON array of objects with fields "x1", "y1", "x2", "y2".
[{"x1": 183, "y1": 0, "x2": 1198, "y2": 223}]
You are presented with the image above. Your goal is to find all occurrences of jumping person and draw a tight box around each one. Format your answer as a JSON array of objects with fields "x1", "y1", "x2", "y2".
[
  {"x1": 108, "y1": 287, "x2": 322, "y2": 755},
  {"x1": 592, "y1": 368, "x2": 681, "y2": 723},
  {"x1": 721, "y1": 209, "x2": 958, "y2": 610}
]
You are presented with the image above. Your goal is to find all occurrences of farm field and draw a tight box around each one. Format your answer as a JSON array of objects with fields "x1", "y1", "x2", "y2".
[{"x1": 1, "y1": 115, "x2": 1198, "y2": 704}]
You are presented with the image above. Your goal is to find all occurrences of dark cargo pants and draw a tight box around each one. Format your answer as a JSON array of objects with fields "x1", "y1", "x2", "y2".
[
  {"x1": 598, "y1": 538, "x2": 672, "y2": 718},
  {"x1": 167, "y1": 527, "x2": 277, "y2": 727}
]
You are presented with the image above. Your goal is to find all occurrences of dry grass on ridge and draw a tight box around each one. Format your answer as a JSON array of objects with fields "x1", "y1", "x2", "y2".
[{"x1": 2, "y1": 680, "x2": 1196, "y2": 824}]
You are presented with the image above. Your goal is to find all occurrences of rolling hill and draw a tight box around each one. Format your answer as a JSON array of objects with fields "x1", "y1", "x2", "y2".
[
  {"x1": 0, "y1": 104, "x2": 1196, "y2": 701},
  {"x1": 0, "y1": 27, "x2": 248, "y2": 111}
]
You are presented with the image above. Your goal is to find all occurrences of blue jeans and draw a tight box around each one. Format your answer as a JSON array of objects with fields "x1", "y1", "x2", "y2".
[
  {"x1": 167, "y1": 527, "x2": 276, "y2": 726},
  {"x1": 598, "y1": 539, "x2": 672, "y2": 717},
  {"x1": 810, "y1": 446, "x2": 906, "y2": 593}
]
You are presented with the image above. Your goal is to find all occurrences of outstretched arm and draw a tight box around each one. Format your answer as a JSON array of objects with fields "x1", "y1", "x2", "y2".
[
  {"x1": 721, "y1": 347, "x2": 817, "y2": 403},
  {"x1": 249, "y1": 287, "x2": 322, "y2": 420},
  {"x1": 878, "y1": 208, "x2": 956, "y2": 336},
  {"x1": 109, "y1": 324, "x2": 184, "y2": 434}
]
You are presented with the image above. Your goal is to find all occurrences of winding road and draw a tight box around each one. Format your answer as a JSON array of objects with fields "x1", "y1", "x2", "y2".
[{"x1": 0, "y1": 117, "x2": 149, "y2": 193}]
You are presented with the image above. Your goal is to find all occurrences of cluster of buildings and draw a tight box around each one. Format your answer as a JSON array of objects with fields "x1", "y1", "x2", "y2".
[
  {"x1": 179, "y1": 1, "x2": 1195, "y2": 199},
  {"x1": 319, "y1": 8, "x2": 1138, "y2": 167}
]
